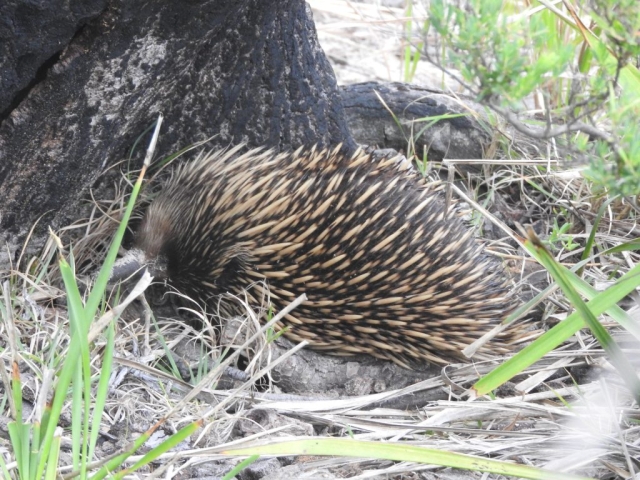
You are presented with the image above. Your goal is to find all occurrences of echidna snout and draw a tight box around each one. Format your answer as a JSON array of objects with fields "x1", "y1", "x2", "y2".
[{"x1": 130, "y1": 144, "x2": 519, "y2": 367}]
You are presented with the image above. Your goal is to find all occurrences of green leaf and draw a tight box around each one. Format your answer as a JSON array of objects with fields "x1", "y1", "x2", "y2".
[
  {"x1": 473, "y1": 253, "x2": 640, "y2": 397},
  {"x1": 43, "y1": 431, "x2": 62, "y2": 480},
  {"x1": 88, "y1": 323, "x2": 116, "y2": 462},
  {"x1": 530, "y1": 235, "x2": 640, "y2": 402},
  {"x1": 89, "y1": 432, "x2": 152, "y2": 480},
  {"x1": 222, "y1": 455, "x2": 260, "y2": 480},
  {"x1": 109, "y1": 421, "x2": 202, "y2": 479},
  {"x1": 221, "y1": 438, "x2": 593, "y2": 480}
]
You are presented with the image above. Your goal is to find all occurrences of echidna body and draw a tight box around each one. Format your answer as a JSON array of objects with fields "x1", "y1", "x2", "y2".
[{"x1": 133, "y1": 145, "x2": 517, "y2": 366}]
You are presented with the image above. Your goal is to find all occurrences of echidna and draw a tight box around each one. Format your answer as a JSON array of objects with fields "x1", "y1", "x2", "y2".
[{"x1": 123, "y1": 144, "x2": 519, "y2": 367}]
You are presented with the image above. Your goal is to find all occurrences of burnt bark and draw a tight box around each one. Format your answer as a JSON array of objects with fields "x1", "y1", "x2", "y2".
[
  {"x1": 0, "y1": 0, "x2": 355, "y2": 268},
  {"x1": 339, "y1": 81, "x2": 491, "y2": 160},
  {"x1": 339, "y1": 81, "x2": 550, "y2": 163},
  {"x1": 0, "y1": 0, "x2": 109, "y2": 119}
]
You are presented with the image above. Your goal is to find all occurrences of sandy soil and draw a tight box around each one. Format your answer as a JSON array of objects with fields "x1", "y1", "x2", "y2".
[{"x1": 309, "y1": 0, "x2": 459, "y2": 89}]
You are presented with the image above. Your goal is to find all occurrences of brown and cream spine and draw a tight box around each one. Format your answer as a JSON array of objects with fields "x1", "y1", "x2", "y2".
[{"x1": 117, "y1": 144, "x2": 519, "y2": 367}]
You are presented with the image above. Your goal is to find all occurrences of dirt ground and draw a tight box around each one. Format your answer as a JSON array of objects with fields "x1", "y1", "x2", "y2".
[{"x1": 309, "y1": 0, "x2": 457, "y2": 89}]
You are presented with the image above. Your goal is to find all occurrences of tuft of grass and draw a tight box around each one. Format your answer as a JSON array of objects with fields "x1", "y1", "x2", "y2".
[
  {"x1": 402, "y1": 0, "x2": 430, "y2": 83},
  {"x1": 1, "y1": 115, "x2": 204, "y2": 479},
  {"x1": 472, "y1": 233, "x2": 640, "y2": 398}
]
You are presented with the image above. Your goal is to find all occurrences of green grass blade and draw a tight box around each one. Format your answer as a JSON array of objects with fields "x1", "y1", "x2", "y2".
[
  {"x1": 578, "y1": 196, "x2": 616, "y2": 275},
  {"x1": 85, "y1": 115, "x2": 162, "y2": 319},
  {"x1": 35, "y1": 357, "x2": 77, "y2": 479},
  {"x1": 8, "y1": 342, "x2": 30, "y2": 480},
  {"x1": 221, "y1": 438, "x2": 593, "y2": 480},
  {"x1": 7, "y1": 422, "x2": 24, "y2": 479},
  {"x1": 89, "y1": 437, "x2": 150, "y2": 479},
  {"x1": 56, "y1": 248, "x2": 91, "y2": 473},
  {"x1": 71, "y1": 365, "x2": 82, "y2": 470},
  {"x1": 35, "y1": 255, "x2": 86, "y2": 479},
  {"x1": 80, "y1": 325, "x2": 93, "y2": 477},
  {"x1": 90, "y1": 420, "x2": 201, "y2": 479},
  {"x1": 531, "y1": 236, "x2": 640, "y2": 402},
  {"x1": 563, "y1": 240, "x2": 640, "y2": 340},
  {"x1": 43, "y1": 430, "x2": 62, "y2": 480},
  {"x1": 20, "y1": 423, "x2": 31, "y2": 479},
  {"x1": 413, "y1": 113, "x2": 467, "y2": 145},
  {"x1": 39, "y1": 402, "x2": 52, "y2": 447},
  {"x1": 600, "y1": 238, "x2": 640, "y2": 255},
  {"x1": 112, "y1": 421, "x2": 202, "y2": 479},
  {"x1": 30, "y1": 422, "x2": 41, "y2": 476},
  {"x1": 64, "y1": 243, "x2": 95, "y2": 478},
  {"x1": 473, "y1": 260, "x2": 640, "y2": 397},
  {"x1": 10, "y1": 361, "x2": 23, "y2": 432},
  {"x1": 150, "y1": 311, "x2": 184, "y2": 380},
  {"x1": 222, "y1": 455, "x2": 260, "y2": 480},
  {"x1": 84, "y1": 167, "x2": 140, "y2": 319},
  {"x1": 89, "y1": 427, "x2": 157, "y2": 480},
  {"x1": 0, "y1": 453, "x2": 12, "y2": 480},
  {"x1": 88, "y1": 322, "x2": 115, "y2": 462}
]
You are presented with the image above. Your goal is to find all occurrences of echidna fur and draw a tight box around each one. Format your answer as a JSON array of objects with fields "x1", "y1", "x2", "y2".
[{"x1": 128, "y1": 144, "x2": 519, "y2": 367}]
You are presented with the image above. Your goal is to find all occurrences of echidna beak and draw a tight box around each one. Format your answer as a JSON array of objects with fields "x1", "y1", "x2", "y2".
[{"x1": 108, "y1": 248, "x2": 168, "y2": 284}]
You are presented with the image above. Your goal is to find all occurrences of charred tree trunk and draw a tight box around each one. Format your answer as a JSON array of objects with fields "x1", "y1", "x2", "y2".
[{"x1": 0, "y1": 0, "x2": 355, "y2": 267}]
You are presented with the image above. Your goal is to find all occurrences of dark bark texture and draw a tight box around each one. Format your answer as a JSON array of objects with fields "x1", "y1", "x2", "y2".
[
  {"x1": 340, "y1": 81, "x2": 491, "y2": 160},
  {"x1": 0, "y1": 0, "x2": 354, "y2": 267},
  {"x1": 0, "y1": 0, "x2": 109, "y2": 118}
]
